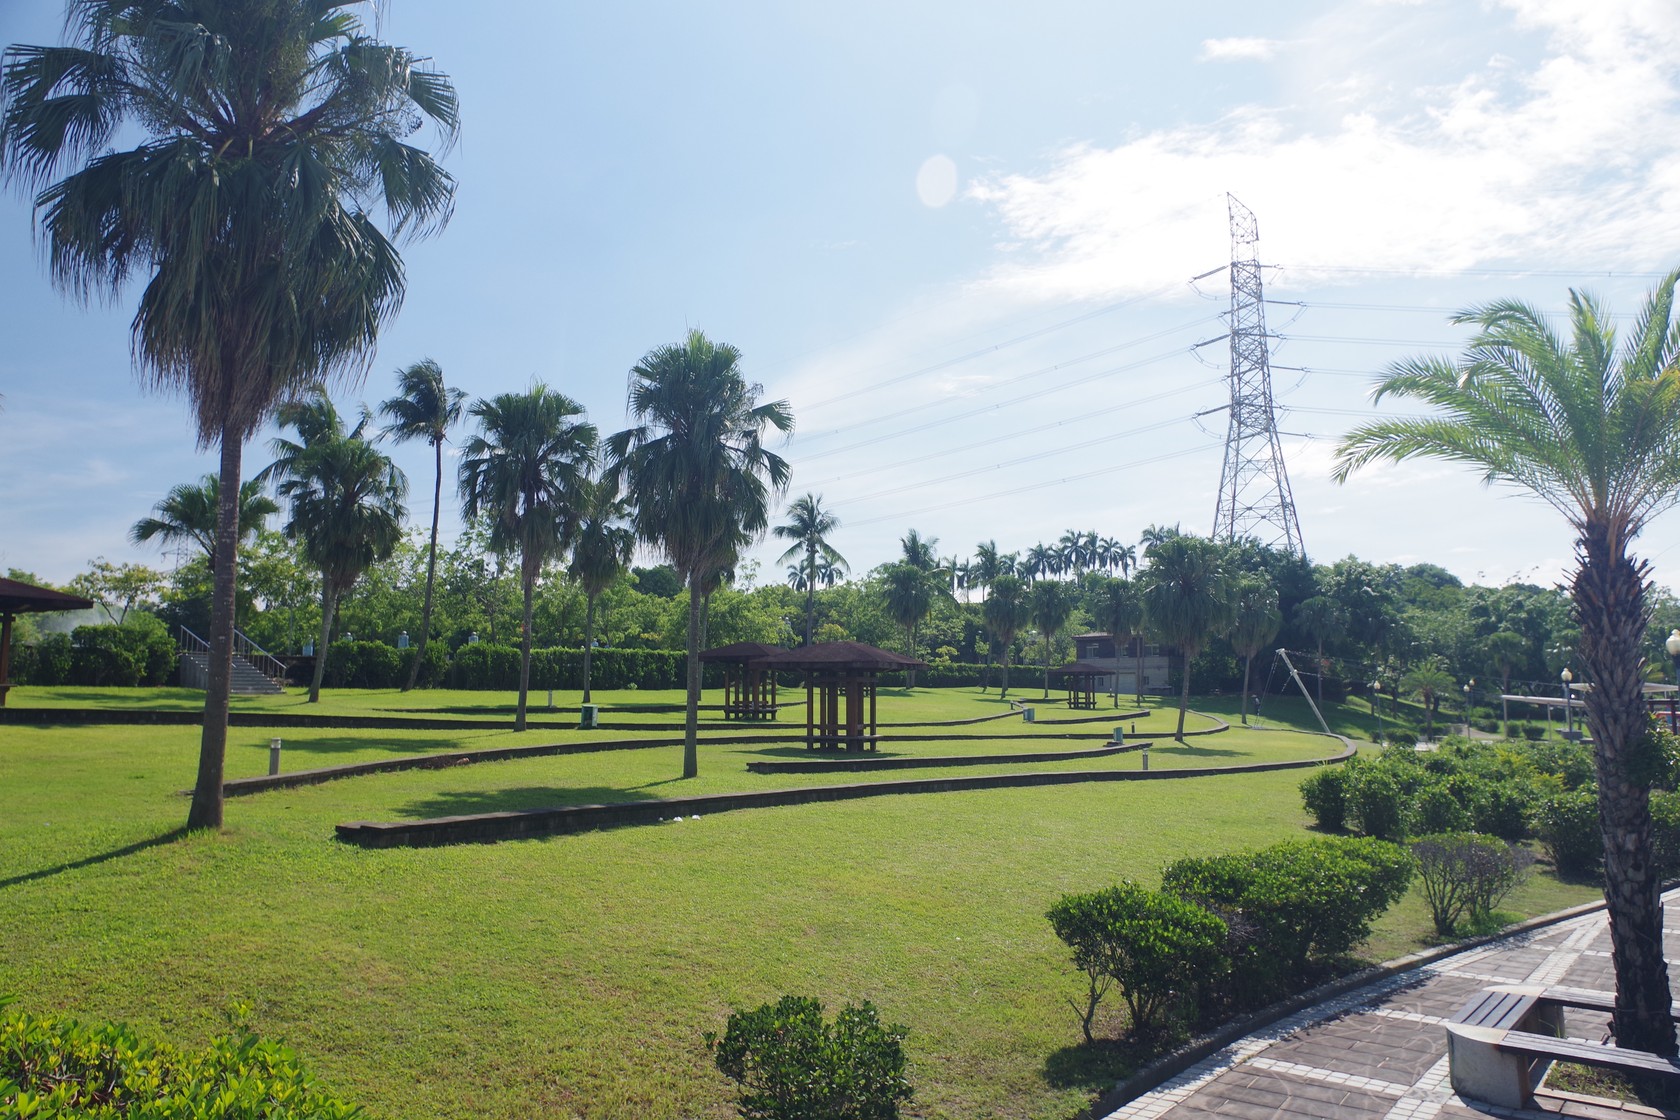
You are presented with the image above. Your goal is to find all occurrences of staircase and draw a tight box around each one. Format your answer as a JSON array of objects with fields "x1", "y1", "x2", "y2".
[{"x1": 177, "y1": 627, "x2": 287, "y2": 695}]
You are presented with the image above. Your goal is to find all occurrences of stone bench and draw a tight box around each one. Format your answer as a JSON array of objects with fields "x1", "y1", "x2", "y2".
[{"x1": 1446, "y1": 984, "x2": 1680, "y2": 1109}]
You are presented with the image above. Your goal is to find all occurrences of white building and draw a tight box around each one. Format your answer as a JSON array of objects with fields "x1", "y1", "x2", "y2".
[{"x1": 1070, "y1": 632, "x2": 1173, "y2": 696}]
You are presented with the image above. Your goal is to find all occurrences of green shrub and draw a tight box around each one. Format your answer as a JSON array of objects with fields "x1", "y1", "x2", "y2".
[
  {"x1": 1413, "y1": 781, "x2": 1471, "y2": 835},
  {"x1": 448, "y1": 642, "x2": 691, "y2": 690},
  {"x1": 322, "y1": 639, "x2": 404, "y2": 689},
  {"x1": 1525, "y1": 738, "x2": 1596, "y2": 788},
  {"x1": 66, "y1": 616, "x2": 177, "y2": 687},
  {"x1": 1468, "y1": 781, "x2": 1534, "y2": 842},
  {"x1": 1411, "y1": 832, "x2": 1532, "y2": 937},
  {"x1": 1045, "y1": 882, "x2": 1227, "y2": 1040},
  {"x1": 1521, "y1": 724, "x2": 1547, "y2": 742},
  {"x1": 0, "y1": 1003, "x2": 360, "y2": 1118},
  {"x1": 1299, "y1": 766, "x2": 1349, "y2": 832},
  {"x1": 1347, "y1": 766, "x2": 1408, "y2": 840},
  {"x1": 1162, "y1": 837, "x2": 1414, "y2": 981},
  {"x1": 1385, "y1": 728, "x2": 1419, "y2": 748},
  {"x1": 705, "y1": 996, "x2": 912, "y2": 1120},
  {"x1": 26, "y1": 634, "x2": 72, "y2": 685},
  {"x1": 1651, "y1": 790, "x2": 1680, "y2": 882},
  {"x1": 1533, "y1": 789, "x2": 1601, "y2": 877}
]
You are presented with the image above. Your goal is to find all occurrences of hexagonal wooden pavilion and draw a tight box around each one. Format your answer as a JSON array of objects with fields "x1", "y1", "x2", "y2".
[
  {"x1": 1050, "y1": 662, "x2": 1107, "y2": 710},
  {"x1": 763, "y1": 641, "x2": 926, "y2": 751},
  {"x1": 699, "y1": 641, "x2": 782, "y2": 720}
]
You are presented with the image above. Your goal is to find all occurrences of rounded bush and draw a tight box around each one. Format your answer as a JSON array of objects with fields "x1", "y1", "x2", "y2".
[{"x1": 1533, "y1": 789, "x2": 1601, "y2": 877}]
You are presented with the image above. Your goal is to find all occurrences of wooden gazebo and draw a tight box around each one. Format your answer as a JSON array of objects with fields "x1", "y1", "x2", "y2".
[
  {"x1": 0, "y1": 577, "x2": 93, "y2": 706},
  {"x1": 764, "y1": 641, "x2": 926, "y2": 751},
  {"x1": 699, "y1": 641, "x2": 782, "y2": 720},
  {"x1": 1050, "y1": 662, "x2": 1107, "y2": 710}
]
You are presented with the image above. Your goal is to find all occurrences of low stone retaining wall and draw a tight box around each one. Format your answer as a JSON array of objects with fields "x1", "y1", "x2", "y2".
[
  {"x1": 746, "y1": 741, "x2": 1148, "y2": 773},
  {"x1": 335, "y1": 739, "x2": 1355, "y2": 848}
]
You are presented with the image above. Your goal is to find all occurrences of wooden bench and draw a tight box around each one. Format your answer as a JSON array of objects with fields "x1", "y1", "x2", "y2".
[{"x1": 1446, "y1": 985, "x2": 1680, "y2": 1108}]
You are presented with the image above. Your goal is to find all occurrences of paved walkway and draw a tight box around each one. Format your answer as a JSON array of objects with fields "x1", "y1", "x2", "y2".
[{"x1": 1103, "y1": 893, "x2": 1680, "y2": 1120}]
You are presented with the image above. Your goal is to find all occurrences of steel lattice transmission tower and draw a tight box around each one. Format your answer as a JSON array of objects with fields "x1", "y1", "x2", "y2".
[{"x1": 1211, "y1": 194, "x2": 1304, "y2": 556}]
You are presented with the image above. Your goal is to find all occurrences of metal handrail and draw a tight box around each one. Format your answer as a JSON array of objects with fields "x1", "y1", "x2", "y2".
[
  {"x1": 177, "y1": 625, "x2": 210, "y2": 656},
  {"x1": 233, "y1": 629, "x2": 288, "y2": 681}
]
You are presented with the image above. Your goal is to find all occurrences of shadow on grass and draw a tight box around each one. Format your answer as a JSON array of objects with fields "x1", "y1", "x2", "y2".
[
  {"x1": 0, "y1": 827, "x2": 188, "y2": 890},
  {"x1": 241, "y1": 735, "x2": 473, "y2": 757},
  {"x1": 1149, "y1": 745, "x2": 1245, "y2": 759},
  {"x1": 1041, "y1": 1036, "x2": 1149, "y2": 1094},
  {"x1": 24, "y1": 689, "x2": 206, "y2": 708},
  {"x1": 393, "y1": 786, "x2": 662, "y2": 818},
  {"x1": 741, "y1": 745, "x2": 911, "y2": 760}
]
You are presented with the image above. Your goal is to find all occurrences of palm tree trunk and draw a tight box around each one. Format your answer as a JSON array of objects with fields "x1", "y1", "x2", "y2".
[
  {"x1": 684, "y1": 580, "x2": 702, "y2": 779},
  {"x1": 1135, "y1": 639, "x2": 1144, "y2": 705},
  {"x1": 1042, "y1": 632, "x2": 1051, "y2": 699},
  {"x1": 515, "y1": 563, "x2": 535, "y2": 732},
  {"x1": 1176, "y1": 647, "x2": 1191, "y2": 741},
  {"x1": 309, "y1": 579, "x2": 338, "y2": 704},
  {"x1": 404, "y1": 437, "x2": 445, "y2": 692},
  {"x1": 186, "y1": 430, "x2": 243, "y2": 831},
  {"x1": 803, "y1": 542, "x2": 816, "y2": 646},
  {"x1": 1000, "y1": 647, "x2": 1011, "y2": 698},
  {"x1": 1576, "y1": 522, "x2": 1676, "y2": 1055},
  {"x1": 1241, "y1": 651, "x2": 1253, "y2": 726},
  {"x1": 582, "y1": 592, "x2": 597, "y2": 703},
  {"x1": 981, "y1": 635, "x2": 992, "y2": 693}
]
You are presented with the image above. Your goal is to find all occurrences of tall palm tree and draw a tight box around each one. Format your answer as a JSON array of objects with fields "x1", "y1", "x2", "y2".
[
  {"x1": 971, "y1": 540, "x2": 1007, "y2": 690},
  {"x1": 0, "y1": 0, "x2": 458, "y2": 830},
  {"x1": 460, "y1": 386, "x2": 598, "y2": 732},
  {"x1": 1292, "y1": 595, "x2": 1346, "y2": 708},
  {"x1": 131, "y1": 475, "x2": 277, "y2": 573},
  {"x1": 1056, "y1": 529, "x2": 1087, "y2": 576},
  {"x1": 882, "y1": 562, "x2": 938, "y2": 686},
  {"x1": 1230, "y1": 577, "x2": 1281, "y2": 726},
  {"x1": 380, "y1": 358, "x2": 466, "y2": 691},
  {"x1": 1024, "y1": 543, "x2": 1055, "y2": 582},
  {"x1": 567, "y1": 474, "x2": 635, "y2": 704},
  {"x1": 1111, "y1": 541, "x2": 1138, "y2": 579},
  {"x1": 1140, "y1": 533, "x2": 1234, "y2": 741},
  {"x1": 606, "y1": 330, "x2": 792, "y2": 779},
  {"x1": 984, "y1": 574, "x2": 1031, "y2": 698},
  {"x1": 900, "y1": 529, "x2": 939, "y2": 572},
  {"x1": 1335, "y1": 275, "x2": 1680, "y2": 1054},
  {"x1": 267, "y1": 393, "x2": 408, "y2": 703},
  {"x1": 1092, "y1": 576, "x2": 1142, "y2": 707},
  {"x1": 773, "y1": 493, "x2": 847, "y2": 646},
  {"x1": 1030, "y1": 579, "x2": 1076, "y2": 698}
]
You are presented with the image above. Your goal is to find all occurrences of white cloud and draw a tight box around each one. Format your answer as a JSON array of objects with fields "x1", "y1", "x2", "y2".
[
  {"x1": 1199, "y1": 37, "x2": 1283, "y2": 62},
  {"x1": 968, "y1": 0, "x2": 1680, "y2": 303}
]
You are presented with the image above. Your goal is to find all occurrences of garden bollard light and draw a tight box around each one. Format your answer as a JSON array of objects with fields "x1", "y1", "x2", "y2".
[
  {"x1": 547, "y1": 689, "x2": 554, "y2": 710},
  {"x1": 269, "y1": 738, "x2": 282, "y2": 776},
  {"x1": 1141, "y1": 744, "x2": 1149, "y2": 771}
]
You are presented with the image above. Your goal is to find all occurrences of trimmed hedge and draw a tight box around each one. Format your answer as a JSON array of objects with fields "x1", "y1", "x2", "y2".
[
  {"x1": 321, "y1": 639, "x2": 449, "y2": 689},
  {"x1": 448, "y1": 642, "x2": 693, "y2": 691},
  {"x1": 10, "y1": 618, "x2": 176, "y2": 687}
]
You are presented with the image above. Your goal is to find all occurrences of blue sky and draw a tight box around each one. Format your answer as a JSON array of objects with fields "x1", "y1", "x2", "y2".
[{"x1": 4, "y1": 0, "x2": 1680, "y2": 593}]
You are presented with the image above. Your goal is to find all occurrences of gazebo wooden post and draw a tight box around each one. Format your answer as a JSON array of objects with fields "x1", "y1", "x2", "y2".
[
  {"x1": 770, "y1": 671, "x2": 777, "y2": 717},
  {"x1": 805, "y1": 672, "x2": 815, "y2": 748},
  {"x1": 845, "y1": 676, "x2": 862, "y2": 750},
  {"x1": 0, "y1": 611, "x2": 13, "y2": 708},
  {"x1": 869, "y1": 674, "x2": 878, "y2": 742}
]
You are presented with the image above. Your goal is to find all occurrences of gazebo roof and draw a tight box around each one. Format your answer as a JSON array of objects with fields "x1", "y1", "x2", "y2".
[
  {"x1": 763, "y1": 640, "x2": 927, "y2": 671},
  {"x1": 0, "y1": 577, "x2": 93, "y2": 616},
  {"x1": 699, "y1": 641, "x2": 784, "y2": 664},
  {"x1": 1051, "y1": 661, "x2": 1110, "y2": 677}
]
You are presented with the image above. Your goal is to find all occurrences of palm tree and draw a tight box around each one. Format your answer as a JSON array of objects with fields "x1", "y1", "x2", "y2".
[
  {"x1": 882, "y1": 562, "x2": 938, "y2": 686},
  {"x1": 1292, "y1": 595, "x2": 1346, "y2": 708},
  {"x1": 380, "y1": 359, "x2": 466, "y2": 692},
  {"x1": 1057, "y1": 529, "x2": 1087, "y2": 576},
  {"x1": 983, "y1": 574, "x2": 1031, "y2": 698},
  {"x1": 1482, "y1": 630, "x2": 1528, "y2": 735},
  {"x1": 1112, "y1": 541, "x2": 1138, "y2": 579},
  {"x1": 1230, "y1": 578, "x2": 1282, "y2": 726},
  {"x1": 460, "y1": 386, "x2": 598, "y2": 732},
  {"x1": 1400, "y1": 661, "x2": 1454, "y2": 742},
  {"x1": 1140, "y1": 533, "x2": 1234, "y2": 741},
  {"x1": 606, "y1": 330, "x2": 792, "y2": 779},
  {"x1": 773, "y1": 493, "x2": 847, "y2": 646},
  {"x1": 0, "y1": 1, "x2": 459, "y2": 830},
  {"x1": 1092, "y1": 576, "x2": 1142, "y2": 707},
  {"x1": 131, "y1": 475, "x2": 278, "y2": 573},
  {"x1": 1335, "y1": 274, "x2": 1680, "y2": 1053},
  {"x1": 900, "y1": 529, "x2": 939, "y2": 572},
  {"x1": 1030, "y1": 579, "x2": 1076, "y2": 698},
  {"x1": 1024, "y1": 543, "x2": 1055, "y2": 582},
  {"x1": 267, "y1": 394, "x2": 408, "y2": 703},
  {"x1": 970, "y1": 541, "x2": 1009, "y2": 690},
  {"x1": 568, "y1": 474, "x2": 635, "y2": 704}
]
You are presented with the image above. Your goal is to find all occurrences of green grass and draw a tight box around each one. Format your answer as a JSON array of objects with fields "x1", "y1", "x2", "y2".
[{"x1": 0, "y1": 687, "x2": 1599, "y2": 1119}]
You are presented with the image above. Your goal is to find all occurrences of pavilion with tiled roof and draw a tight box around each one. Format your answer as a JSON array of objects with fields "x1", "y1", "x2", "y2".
[
  {"x1": 763, "y1": 641, "x2": 926, "y2": 751},
  {"x1": 1049, "y1": 661, "x2": 1106, "y2": 710}
]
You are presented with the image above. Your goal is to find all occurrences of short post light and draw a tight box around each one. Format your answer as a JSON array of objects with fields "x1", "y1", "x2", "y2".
[{"x1": 1561, "y1": 667, "x2": 1574, "y2": 739}]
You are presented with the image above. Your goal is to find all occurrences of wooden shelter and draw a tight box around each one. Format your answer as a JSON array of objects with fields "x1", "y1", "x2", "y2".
[
  {"x1": 0, "y1": 577, "x2": 93, "y2": 706},
  {"x1": 764, "y1": 641, "x2": 926, "y2": 751},
  {"x1": 699, "y1": 641, "x2": 782, "y2": 720},
  {"x1": 1050, "y1": 662, "x2": 1107, "y2": 710}
]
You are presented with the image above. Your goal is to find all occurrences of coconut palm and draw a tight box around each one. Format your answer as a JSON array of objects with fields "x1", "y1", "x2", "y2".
[
  {"x1": 773, "y1": 493, "x2": 847, "y2": 646},
  {"x1": 984, "y1": 574, "x2": 1031, "y2": 698},
  {"x1": 1335, "y1": 274, "x2": 1680, "y2": 1053},
  {"x1": 1230, "y1": 577, "x2": 1282, "y2": 726},
  {"x1": 606, "y1": 330, "x2": 792, "y2": 779},
  {"x1": 379, "y1": 359, "x2": 466, "y2": 691},
  {"x1": 567, "y1": 474, "x2": 635, "y2": 704},
  {"x1": 0, "y1": 0, "x2": 458, "y2": 830},
  {"x1": 1030, "y1": 579, "x2": 1076, "y2": 698},
  {"x1": 1140, "y1": 533, "x2": 1234, "y2": 741},
  {"x1": 131, "y1": 475, "x2": 278, "y2": 572},
  {"x1": 900, "y1": 529, "x2": 939, "y2": 572},
  {"x1": 1292, "y1": 595, "x2": 1346, "y2": 708},
  {"x1": 882, "y1": 562, "x2": 939, "y2": 686},
  {"x1": 267, "y1": 393, "x2": 408, "y2": 703},
  {"x1": 459, "y1": 386, "x2": 598, "y2": 731},
  {"x1": 1091, "y1": 576, "x2": 1142, "y2": 707},
  {"x1": 971, "y1": 541, "x2": 1008, "y2": 689}
]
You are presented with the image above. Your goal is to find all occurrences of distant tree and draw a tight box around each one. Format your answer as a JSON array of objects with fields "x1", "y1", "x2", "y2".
[
  {"x1": 67, "y1": 559, "x2": 166, "y2": 625},
  {"x1": 1482, "y1": 630, "x2": 1528, "y2": 734},
  {"x1": 379, "y1": 358, "x2": 466, "y2": 691},
  {"x1": 900, "y1": 529, "x2": 940, "y2": 572},
  {"x1": 130, "y1": 476, "x2": 278, "y2": 574},
  {"x1": 971, "y1": 540, "x2": 1008, "y2": 690},
  {"x1": 774, "y1": 494, "x2": 847, "y2": 646},
  {"x1": 1401, "y1": 660, "x2": 1455, "y2": 741},
  {"x1": 1230, "y1": 578, "x2": 1282, "y2": 726},
  {"x1": 882, "y1": 562, "x2": 939, "y2": 686},
  {"x1": 1141, "y1": 534, "x2": 1235, "y2": 741},
  {"x1": 1024, "y1": 543, "x2": 1056, "y2": 582},
  {"x1": 1292, "y1": 595, "x2": 1347, "y2": 708},
  {"x1": 460, "y1": 385, "x2": 597, "y2": 730},
  {"x1": 1091, "y1": 576, "x2": 1144, "y2": 706},
  {"x1": 1030, "y1": 579, "x2": 1077, "y2": 698},
  {"x1": 568, "y1": 475, "x2": 635, "y2": 703},
  {"x1": 984, "y1": 574, "x2": 1031, "y2": 698}
]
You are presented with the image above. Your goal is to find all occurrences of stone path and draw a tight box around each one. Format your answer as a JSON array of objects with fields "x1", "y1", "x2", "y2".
[{"x1": 1102, "y1": 894, "x2": 1680, "y2": 1120}]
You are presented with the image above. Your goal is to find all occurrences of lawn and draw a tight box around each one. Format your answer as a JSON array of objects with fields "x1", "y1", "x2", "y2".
[{"x1": 0, "y1": 686, "x2": 1600, "y2": 1119}]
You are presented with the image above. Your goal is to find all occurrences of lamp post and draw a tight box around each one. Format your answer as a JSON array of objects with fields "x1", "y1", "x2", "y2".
[
  {"x1": 1462, "y1": 678, "x2": 1475, "y2": 737},
  {"x1": 1561, "y1": 667, "x2": 1574, "y2": 739},
  {"x1": 1371, "y1": 679, "x2": 1384, "y2": 745},
  {"x1": 1666, "y1": 630, "x2": 1680, "y2": 732}
]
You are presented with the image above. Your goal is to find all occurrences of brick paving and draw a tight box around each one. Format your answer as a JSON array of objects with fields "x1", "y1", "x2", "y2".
[{"x1": 1102, "y1": 894, "x2": 1680, "y2": 1120}]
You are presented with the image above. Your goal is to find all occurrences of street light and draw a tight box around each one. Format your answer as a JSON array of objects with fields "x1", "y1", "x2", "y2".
[
  {"x1": 1371, "y1": 680, "x2": 1384, "y2": 745},
  {"x1": 1561, "y1": 667, "x2": 1574, "y2": 739},
  {"x1": 1666, "y1": 629, "x2": 1680, "y2": 685},
  {"x1": 1463, "y1": 678, "x2": 1475, "y2": 736}
]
